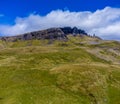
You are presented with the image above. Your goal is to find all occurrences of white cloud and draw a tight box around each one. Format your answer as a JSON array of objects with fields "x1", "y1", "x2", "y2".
[{"x1": 0, "y1": 6, "x2": 120, "y2": 40}]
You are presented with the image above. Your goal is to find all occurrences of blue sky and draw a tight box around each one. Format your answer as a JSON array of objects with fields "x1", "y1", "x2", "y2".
[
  {"x1": 0, "y1": 0, "x2": 120, "y2": 24},
  {"x1": 0, "y1": 0, "x2": 120, "y2": 40}
]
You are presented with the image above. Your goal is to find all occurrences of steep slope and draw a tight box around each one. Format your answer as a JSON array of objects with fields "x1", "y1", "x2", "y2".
[{"x1": 0, "y1": 31, "x2": 119, "y2": 104}]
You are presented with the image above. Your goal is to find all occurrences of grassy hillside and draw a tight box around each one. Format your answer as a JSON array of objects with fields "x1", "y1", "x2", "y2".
[{"x1": 0, "y1": 37, "x2": 120, "y2": 104}]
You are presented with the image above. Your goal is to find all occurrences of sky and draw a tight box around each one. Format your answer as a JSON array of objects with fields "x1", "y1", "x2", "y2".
[{"x1": 0, "y1": 0, "x2": 120, "y2": 40}]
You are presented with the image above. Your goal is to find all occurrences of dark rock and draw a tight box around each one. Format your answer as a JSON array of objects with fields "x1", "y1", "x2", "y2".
[
  {"x1": 60, "y1": 27, "x2": 88, "y2": 36},
  {"x1": 60, "y1": 27, "x2": 73, "y2": 34},
  {"x1": 73, "y1": 27, "x2": 79, "y2": 36}
]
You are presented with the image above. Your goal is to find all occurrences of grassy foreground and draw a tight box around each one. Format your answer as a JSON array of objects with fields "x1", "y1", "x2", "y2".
[{"x1": 0, "y1": 38, "x2": 120, "y2": 104}]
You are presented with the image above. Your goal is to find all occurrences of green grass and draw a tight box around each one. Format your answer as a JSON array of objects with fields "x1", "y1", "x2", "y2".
[{"x1": 0, "y1": 38, "x2": 120, "y2": 104}]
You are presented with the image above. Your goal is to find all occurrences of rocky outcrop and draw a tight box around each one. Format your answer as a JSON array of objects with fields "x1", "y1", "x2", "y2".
[
  {"x1": 61, "y1": 27, "x2": 87, "y2": 35},
  {"x1": 1, "y1": 27, "x2": 88, "y2": 42},
  {"x1": 60, "y1": 27, "x2": 87, "y2": 35},
  {"x1": 22, "y1": 28, "x2": 67, "y2": 40}
]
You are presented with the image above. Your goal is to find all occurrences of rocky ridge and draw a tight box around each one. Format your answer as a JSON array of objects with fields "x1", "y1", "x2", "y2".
[{"x1": 0, "y1": 27, "x2": 91, "y2": 42}]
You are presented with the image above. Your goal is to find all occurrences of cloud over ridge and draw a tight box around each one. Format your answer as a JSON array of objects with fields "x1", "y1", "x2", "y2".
[{"x1": 0, "y1": 6, "x2": 120, "y2": 40}]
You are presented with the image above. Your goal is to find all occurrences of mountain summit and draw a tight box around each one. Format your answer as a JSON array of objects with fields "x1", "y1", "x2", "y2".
[{"x1": 1, "y1": 27, "x2": 91, "y2": 42}]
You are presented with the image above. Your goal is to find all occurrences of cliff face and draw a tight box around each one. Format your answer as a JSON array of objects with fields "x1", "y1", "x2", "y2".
[{"x1": 0, "y1": 27, "x2": 88, "y2": 42}]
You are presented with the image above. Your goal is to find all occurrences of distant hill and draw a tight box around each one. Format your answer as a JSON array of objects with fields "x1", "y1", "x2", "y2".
[{"x1": 0, "y1": 27, "x2": 100, "y2": 42}]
